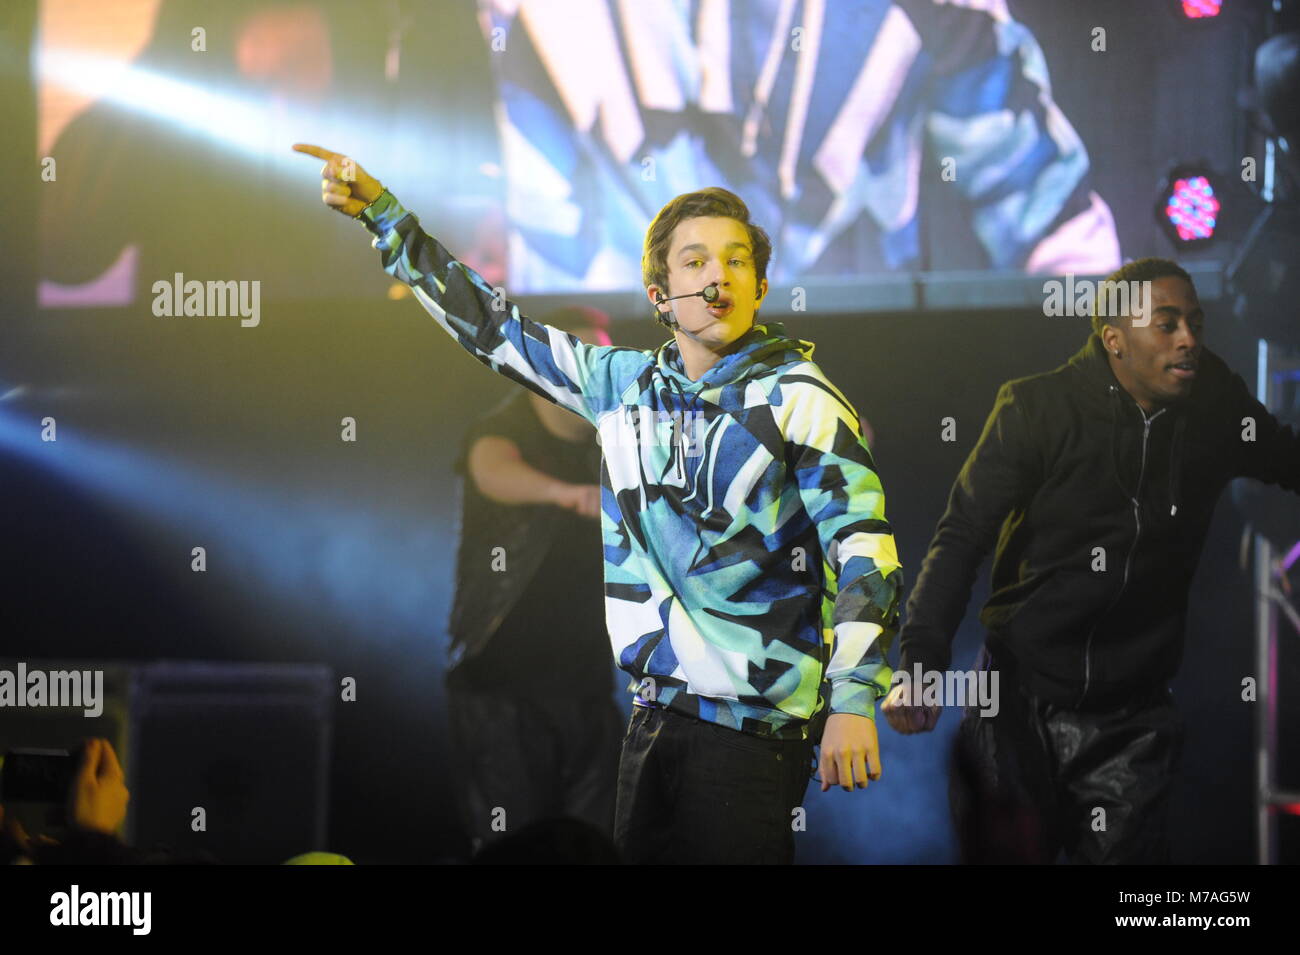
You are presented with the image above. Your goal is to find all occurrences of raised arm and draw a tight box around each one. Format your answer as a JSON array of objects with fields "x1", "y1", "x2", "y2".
[{"x1": 292, "y1": 143, "x2": 620, "y2": 424}]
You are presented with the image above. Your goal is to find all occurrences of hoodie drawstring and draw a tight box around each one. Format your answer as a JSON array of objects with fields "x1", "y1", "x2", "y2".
[{"x1": 662, "y1": 373, "x2": 704, "y2": 489}]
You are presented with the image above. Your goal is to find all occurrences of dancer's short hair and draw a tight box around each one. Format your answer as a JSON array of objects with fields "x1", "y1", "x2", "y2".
[{"x1": 1091, "y1": 257, "x2": 1193, "y2": 337}]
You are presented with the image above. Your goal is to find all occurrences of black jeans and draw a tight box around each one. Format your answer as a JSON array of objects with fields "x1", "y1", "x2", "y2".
[
  {"x1": 446, "y1": 682, "x2": 623, "y2": 854},
  {"x1": 614, "y1": 704, "x2": 815, "y2": 864},
  {"x1": 951, "y1": 652, "x2": 1185, "y2": 864}
]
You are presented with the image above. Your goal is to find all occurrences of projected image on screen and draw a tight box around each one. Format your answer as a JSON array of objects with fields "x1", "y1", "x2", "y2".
[
  {"x1": 36, "y1": 0, "x2": 1121, "y2": 306},
  {"x1": 36, "y1": 0, "x2": 500, "y2": 309},
  {"x1": 479, "y1": 0, "x2": 1121, "y2": 292}
]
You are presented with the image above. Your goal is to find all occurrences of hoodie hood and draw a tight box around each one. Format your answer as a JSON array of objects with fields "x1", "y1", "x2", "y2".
[{"x1": 655, "y1": 321, "x2": 816, "y2": 390}]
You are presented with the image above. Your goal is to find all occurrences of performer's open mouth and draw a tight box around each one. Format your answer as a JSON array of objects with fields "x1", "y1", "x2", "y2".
[
  {"x1": 1168, "y1": 359, "x2": 1197, "y2": 380},
  {"x1": 707, "y1": 297, "x2": 734, "y2": 317}
]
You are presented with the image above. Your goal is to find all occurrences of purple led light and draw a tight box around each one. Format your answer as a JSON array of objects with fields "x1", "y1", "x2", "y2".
[
  {"x1": 1164, "y1": 175, "x2": 1219, "y2": 241},
  {"x1": 1181, "y1": 0, "x2": 1223, "y2": 17}
]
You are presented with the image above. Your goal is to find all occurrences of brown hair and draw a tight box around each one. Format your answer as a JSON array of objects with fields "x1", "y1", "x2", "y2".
[{"x1": 641, "y1": 187, "x2": 772, "y2": 294}]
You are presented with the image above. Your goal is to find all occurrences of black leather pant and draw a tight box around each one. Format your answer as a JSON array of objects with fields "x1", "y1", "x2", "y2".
[
  {"x1": 950, "y1": 650, "x2": 1185, "y2": 864},
  {"x1": 445, "y1": 682, "x2": 623, "y2": 855}
]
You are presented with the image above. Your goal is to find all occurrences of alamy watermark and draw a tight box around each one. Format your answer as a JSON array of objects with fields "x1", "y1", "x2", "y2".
[
  {"x1": 152, "y1": 272, "x2": 260, "y2": 327},
  {"x1": 891, "y1": 663, "x2": 1000, "y2": 717},
  {"x1": 50, "y1": 885, "x2": 150, "y2": 935},
  {"x1": 600, "y1": 408, "x2": 709, "y2": 456},
  {"x1": 1042, "y1": 275, "x2": 1153, "y2": 326},
  {"x1": 0, "y1": 663, "x2": 103, "y2": 717}
]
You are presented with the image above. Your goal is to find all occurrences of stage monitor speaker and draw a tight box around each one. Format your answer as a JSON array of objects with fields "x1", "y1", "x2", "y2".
[{"x1": 0, "y1": 659, "x2": 333, "y2": 864}]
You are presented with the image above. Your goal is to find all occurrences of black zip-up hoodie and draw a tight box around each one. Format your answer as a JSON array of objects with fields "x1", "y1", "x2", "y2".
[{"x1": 899, "y1": 335, "x2": 1300, "y2": 710}]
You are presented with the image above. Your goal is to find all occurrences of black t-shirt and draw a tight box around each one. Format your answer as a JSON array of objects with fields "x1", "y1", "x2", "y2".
[{"x1": 449, "y1": 391, "x2": 609, "y2": 697}]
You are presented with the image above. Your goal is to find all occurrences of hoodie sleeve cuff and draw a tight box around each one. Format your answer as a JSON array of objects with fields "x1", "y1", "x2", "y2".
[
  {"x1": 898, "y1": 643, "x2": 951, "y2": 677},
  {"x1": 829, "y1": 679, "x2": 881, "y2": 720},
  {"x1": 356, "y1": 190, "x2": 408, "y2": 241}
]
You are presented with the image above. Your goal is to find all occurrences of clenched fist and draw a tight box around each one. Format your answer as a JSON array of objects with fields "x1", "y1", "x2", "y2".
[
  {"x1": 69, "y1": 738, "x2": 130, "y2": 835},
  {"x1": 292, "y1": 143, "x2": 384, "y2": 217},
  {"x1": 881, "y1": 681, "x2": 942, "y2": 735}
]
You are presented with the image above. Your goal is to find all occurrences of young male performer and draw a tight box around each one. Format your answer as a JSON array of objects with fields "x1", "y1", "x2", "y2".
[
  {"x1": 884, "y1": 258, "x2": 1300, "y2": 863},
  {"x1": 293, "y1": 143, "x2": 903, "y2": 864}
]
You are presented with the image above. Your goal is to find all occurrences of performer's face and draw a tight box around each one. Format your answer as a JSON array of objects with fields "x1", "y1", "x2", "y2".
[
  {"x1": 1103, "y1": 276, "x2": 1204, "y2": 410},
  {"x1": 651, "y1": 216, "x2": 768, "y2": 349}
]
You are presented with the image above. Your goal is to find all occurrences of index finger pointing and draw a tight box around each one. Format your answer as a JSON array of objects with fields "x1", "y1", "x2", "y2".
[{"x1": 291, "y1": 143, "x2": 341, "y2": 161}]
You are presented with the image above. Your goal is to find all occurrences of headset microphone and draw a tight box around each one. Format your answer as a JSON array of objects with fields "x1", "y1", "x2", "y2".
[{"x1": 654, "y1": 283, "x2": 721, "y2": 329}]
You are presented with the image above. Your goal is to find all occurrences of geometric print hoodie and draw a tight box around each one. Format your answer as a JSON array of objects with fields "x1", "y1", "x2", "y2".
[{"x1": 359, "y1": 191, "x2": 904, "y2": 740}]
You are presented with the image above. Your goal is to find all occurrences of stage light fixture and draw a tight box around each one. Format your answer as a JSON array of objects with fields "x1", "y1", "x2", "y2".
[
  {"x1": 1155, "y1": 165, "x2": 1222, "y2": 246},
  {"x1": 1180, "y1": 0, "x2": 1223, "y2": 18}
]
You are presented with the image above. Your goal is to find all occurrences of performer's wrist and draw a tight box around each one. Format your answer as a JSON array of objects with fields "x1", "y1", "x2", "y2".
[
  {"x1": 355, "y1": 189, "x2": 409, "y2": 239},
  {"x1": 351, "y1": 185, "x2": 387, "y2": 219}
]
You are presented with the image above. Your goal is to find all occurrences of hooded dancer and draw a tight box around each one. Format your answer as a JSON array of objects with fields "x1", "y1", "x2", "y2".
[{"x1": 885, "y1": 258, "x2": 1300, "y2": 863}]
